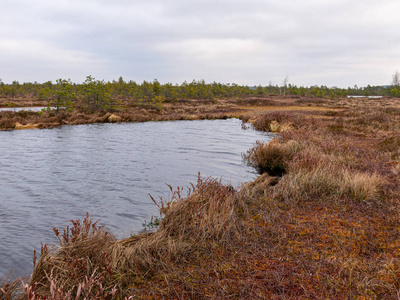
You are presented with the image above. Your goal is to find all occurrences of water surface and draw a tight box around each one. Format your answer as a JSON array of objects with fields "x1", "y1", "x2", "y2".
[
  {"x1": 0, "y1": 106, "x2": 51, "y2": 112},
  {"x1": 0, "y1": 119, "x2": 272, "y2": 276}
]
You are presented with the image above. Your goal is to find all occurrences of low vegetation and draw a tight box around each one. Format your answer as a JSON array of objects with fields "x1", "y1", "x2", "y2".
[
  {"x1": 1, "y1": 94, "x2": 400, "y2": 299},
  {"x1": 0, "y1": 75, "x2": 399, "y2": 131},
  {"x1": 1, "y1": 76, "x2": 399, "y2": 107}
]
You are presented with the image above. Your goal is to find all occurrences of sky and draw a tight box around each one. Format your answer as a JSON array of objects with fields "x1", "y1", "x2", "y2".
[{"x1": 1, "y1": 0, "x2": 399, "y2": 87}]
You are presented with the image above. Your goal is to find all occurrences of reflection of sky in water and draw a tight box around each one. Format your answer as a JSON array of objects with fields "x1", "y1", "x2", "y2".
[
  {"x1": 0, "y1": 119, "x2": 273, "y2": 277},
  {"x1": 0, "y1": 106, "x2": 54, "y2": 112}
]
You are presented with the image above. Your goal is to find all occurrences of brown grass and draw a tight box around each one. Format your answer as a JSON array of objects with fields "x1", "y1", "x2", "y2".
[
  {"x1": 0, "y1": 98, "x2": 242, "y2": 131},
  {"x1": 0, "y1": 96, "x2": 342, "y2": 131},
  {"x1": 242, "y1": 139, "x2": 302, "y2": 175}
]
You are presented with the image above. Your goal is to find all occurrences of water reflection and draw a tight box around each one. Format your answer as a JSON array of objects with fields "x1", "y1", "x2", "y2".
[{"x1": 0, "y1": 106, "x2": 51, "y2": 112}]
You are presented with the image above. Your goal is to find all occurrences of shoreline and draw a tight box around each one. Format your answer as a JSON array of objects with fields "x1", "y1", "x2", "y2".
[{"x1": 0, "y1": 96, "x2": 343, "y2": 131}]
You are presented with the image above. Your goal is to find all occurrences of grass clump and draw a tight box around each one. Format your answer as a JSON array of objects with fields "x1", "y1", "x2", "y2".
[
  {"x1": 242, "y1": 139, "x2": 302, "y2": 176},
  {"x1": 273, "y1": 166, "x2": 385, "y2": 204}
]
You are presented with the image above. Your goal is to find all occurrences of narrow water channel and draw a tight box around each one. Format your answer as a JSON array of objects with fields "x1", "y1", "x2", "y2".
[{"x1": 0, "y1": 119, "x2": 273, "y2": 277}]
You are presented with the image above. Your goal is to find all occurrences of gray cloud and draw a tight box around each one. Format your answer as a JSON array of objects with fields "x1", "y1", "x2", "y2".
[{"x1": 1, "y1": 0, "x2": 399, "y2": 87}]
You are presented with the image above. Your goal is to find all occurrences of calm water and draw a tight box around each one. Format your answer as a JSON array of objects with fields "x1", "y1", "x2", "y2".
[
  {"x1": 0, "y1": 119, "x2": 272, "y2": 277},
  {"x1": 0, "y1": 106, "x2": 50, "y2": 112}
]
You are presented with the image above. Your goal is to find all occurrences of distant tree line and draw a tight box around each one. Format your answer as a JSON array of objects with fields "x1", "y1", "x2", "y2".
[{"x1": 0, "y1": 75, "x2": 399, "y2": 112}]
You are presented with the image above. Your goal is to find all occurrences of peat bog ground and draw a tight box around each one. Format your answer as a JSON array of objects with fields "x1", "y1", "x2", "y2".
[{"x1": 1, "y1": 95, "x2": 400, "y2": 299}]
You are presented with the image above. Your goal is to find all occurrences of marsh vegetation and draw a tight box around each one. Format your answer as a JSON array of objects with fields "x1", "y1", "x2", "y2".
[{"x1": 0, "y1": 84, "x2": 400, "y2": 298}]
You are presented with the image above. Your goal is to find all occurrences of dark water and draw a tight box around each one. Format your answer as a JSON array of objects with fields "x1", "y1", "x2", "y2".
[{"x1": 0, "y1": 119, "x2": 272, "y2": 277}]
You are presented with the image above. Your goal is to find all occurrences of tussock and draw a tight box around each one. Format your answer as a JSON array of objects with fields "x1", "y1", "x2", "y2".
[
  {"x1": 273, "y1": 167, "x2": 385, "y2": 204},
  {"x1": 243, "y1": 138, "x2": 302, "y2": 176}
]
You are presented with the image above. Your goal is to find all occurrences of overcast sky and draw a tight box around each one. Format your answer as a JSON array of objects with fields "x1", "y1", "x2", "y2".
[{"x1": 1, "y1": 0, "x2": 399, "y2": 87}]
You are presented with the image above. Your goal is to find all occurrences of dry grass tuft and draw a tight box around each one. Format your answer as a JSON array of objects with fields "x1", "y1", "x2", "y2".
[
  {"x1": 273, "y1": 167, "x2": 385, "y2": 204},
  {"x1": 243, "y1": 139, "x2": 302, "y2": 176}
]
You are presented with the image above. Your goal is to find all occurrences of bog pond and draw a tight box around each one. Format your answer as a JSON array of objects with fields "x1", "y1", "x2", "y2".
[{"x1": 0, "y1": 119, "x2": 273, "y2": 277}]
